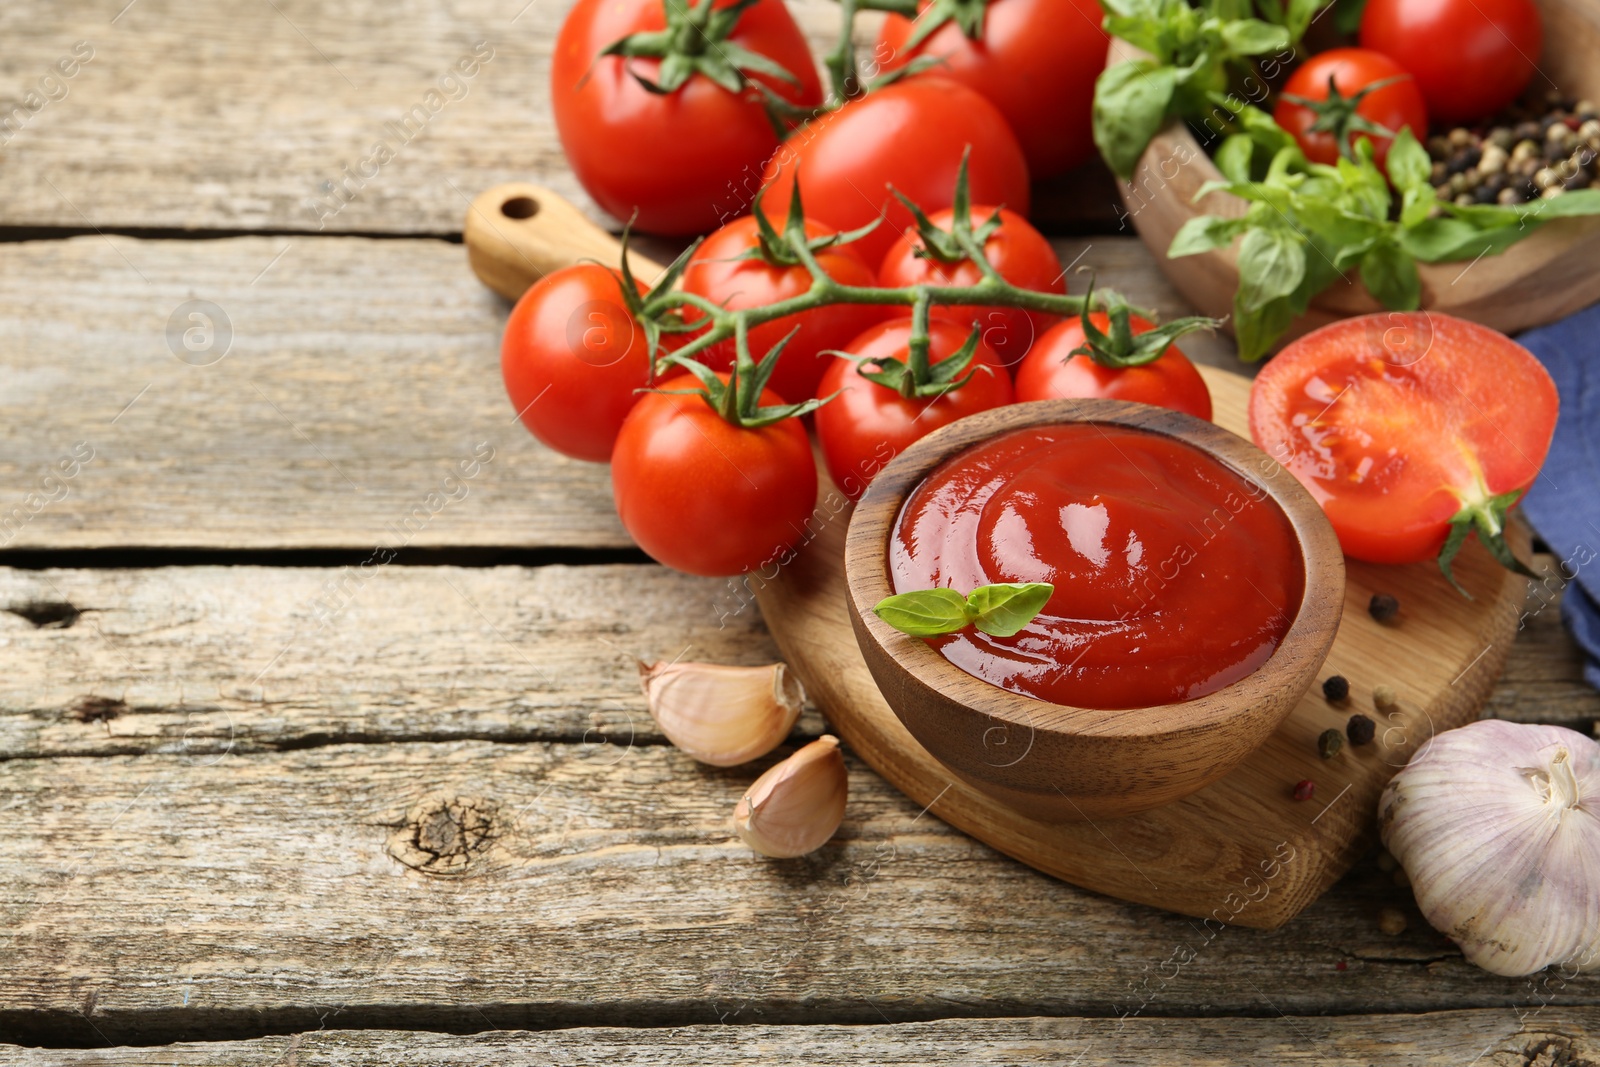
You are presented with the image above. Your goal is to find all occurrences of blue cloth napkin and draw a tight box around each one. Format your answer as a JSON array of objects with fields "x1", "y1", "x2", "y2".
[{"x1": 1516, "y1": 303, "x2": 1600, "y2": 688}]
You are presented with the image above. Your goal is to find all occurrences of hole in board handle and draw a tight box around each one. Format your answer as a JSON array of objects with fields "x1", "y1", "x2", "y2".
[{"x1": 502, "y1": 196, "x2": 539, "y2": 220}]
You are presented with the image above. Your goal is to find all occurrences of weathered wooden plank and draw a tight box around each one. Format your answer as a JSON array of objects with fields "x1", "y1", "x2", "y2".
[
  {"x1": 0, "y1": 564, "x2": 802, "y2": 760},
  {"x1": 3, "y1": 562, "x2": 1591, "y2": 762},
  {"x1": 0, "y1": 233, "x2": 1232, "y2": 553},
  {"x1": 1, "y1": 739, "x2": 1594, "y2": 1046},
  {"x1": 6, "y1": 1012, "x2": 1597, "y2": 1064},
  {"x1": 0, "y1": 0, "x2": 1122, "y2": 235}
]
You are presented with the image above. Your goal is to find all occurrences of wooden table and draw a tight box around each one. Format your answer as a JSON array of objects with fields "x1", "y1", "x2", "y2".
[{"x1": 1, "y1": 1, "x2": 1595, "y2": 1062}]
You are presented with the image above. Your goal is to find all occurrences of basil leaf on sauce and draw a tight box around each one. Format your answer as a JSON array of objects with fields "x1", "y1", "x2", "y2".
[
  {"x1": 873, "y1": 583, "x2": 1055, "y2": 640},
  {"x1": 873, "y1": 588, "x2": 971, "y2": 637},
  {"x1": 965, "y1": 583, "x2": 1056, "y2": 638}
]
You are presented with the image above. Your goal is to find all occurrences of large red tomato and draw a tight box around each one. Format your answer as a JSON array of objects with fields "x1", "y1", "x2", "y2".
[
  {"x1": 815, "y1": 319, "x2": 1015, "y2": 500},
  {"x1": 877, "y1": 206, "x2": 1064, "y2": 371},
  {"x1": 1014, "y1": 313, "x2": 1213, "y2": 420},
  {"x1": 758, "y1": 77, "x2": 1031, "y2": 267},
  {"x1": 502, "y1": 264, "x2": 658, "y2": 463},
  {"x1": 612, "y1": 374, "x2": 818, "y2": 576},
  {"x1": 680, "y1": 216, "x2": 887, "y2": 401},
  {"x1": 1274, "y1": 48, "x2": 1428, "y2": 173},
  {"x1": 1250, "y1": 313, "x2": 1557, "y2": 579},
  {"x1": 1361, "y1": 0, "x2": 1540, "y2": 124},
  {"x1": 875, "y1": 0, "x2": 1108, "y2": 179},
  {"x1": 551, "y1": 0, "x2": 823, "y2": 235}
]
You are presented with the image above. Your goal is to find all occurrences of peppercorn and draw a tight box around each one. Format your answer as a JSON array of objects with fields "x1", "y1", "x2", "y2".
[
  {"x1": 1322, "y1": 674, "x2": 1350, "y2": 702},
  {"x1": 1368, "y1": 593, "x2": 1400, "y2": 623},
  {"x1": 1293, "y1": 779, "x2": 1316, "y2": 801},
  {"x1": 1347, "y1": 713, "x2": 1377, "y2": 746},
  {"x1": 1318, "y1": 728, "x2": 1344, "y2": 760},
  {"x1": 1378, "y1": 907, "x2": 1407, "y2": 936},
  {"x1": 1373, "y1": 685, "x2": 1398, "y2": 711}
]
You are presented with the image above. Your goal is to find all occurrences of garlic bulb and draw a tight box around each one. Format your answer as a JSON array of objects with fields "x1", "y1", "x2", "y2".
[
  {"x1": 1379, "y1": 720, "x2": 1600, "y2": 977},
  {"x1": 734, "y1": 735, "x2": 848, "y2": 858},
  {"x1": 640, "y1": 661, "x2": 804, "y2": 767}
]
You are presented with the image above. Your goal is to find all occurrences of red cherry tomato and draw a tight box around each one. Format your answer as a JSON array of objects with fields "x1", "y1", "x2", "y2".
[
  {"x1": 680, "y1": 216, "x2": 888, "y2": 401},
  {"x1": 877, "y1": 206, "x2": 1064, "y2": 371},
  {"x1": 875, "y1": 0, "x2": 1108, "y2": 179},
  {"x1": 612, "y1": 374, "x2": 818, "y2": 576},
  {"x1": 815, "y1": 319, "x2": 1016, "y2": 500},
  {"x1": 1014, "y1": 313, "x2": 1213, "y2": 421},
  {"x1": 1274, "y1": 49, "x2": 1428, "y2": 173},
  {"x1": 502, "y1": 264, "x2": 660, "y2": 463},
  {"x1": 1361, "y1": 0, "x2": 1540, "y2": 124},
  {"x1": 759, "y1": 77, "x2": 1031, "y2": 267},
  {"x1": 551, "y1": 0, "x2": 822, "y2": 235},
  {"x1": 1249, "y1": 312, "x2": 1557, "y2": 566}
]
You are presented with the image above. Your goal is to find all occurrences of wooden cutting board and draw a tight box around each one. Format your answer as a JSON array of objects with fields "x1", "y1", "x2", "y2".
[
  {"x1": 751, "y1": 367, "x2": 1525, "y2": 929},
  {"x1": 465, "y1": 183, "x2": 1526, "y2": 930}
]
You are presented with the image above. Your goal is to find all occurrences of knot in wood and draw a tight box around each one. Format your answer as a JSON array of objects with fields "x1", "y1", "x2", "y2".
[{"x1": 388, "y1": 796, "x2": 499, "y2": 877}]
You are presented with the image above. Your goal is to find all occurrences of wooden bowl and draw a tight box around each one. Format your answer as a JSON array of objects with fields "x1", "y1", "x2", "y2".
[
  {"x1": 1110, "y1": 0, "x2": 1600, "y2": 350},
  {"x1": 842, "y1": 400, "x2": 1346, "y2": 822}
]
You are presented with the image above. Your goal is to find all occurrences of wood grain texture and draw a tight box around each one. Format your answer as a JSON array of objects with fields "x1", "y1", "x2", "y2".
[
  {"x1": 757, "y1": 365, "x2": 1526, "y2": 929},
  {"x1": 1, "y1": 562, "x2": 1589, "y2": 764},
  {"x1": 1, "y1": 739, "x2": 1592, "y2": 1047},
  {"x1": 0, "y1": 0, "x2": 835, "y2": 234},
  {"x1": 0, "y1": 0, "x2": 1123, "y2": 236},
  {"x1": 0, "y1": 233, "x2": 1233, "y2": 553},
  {"x1": 0, "y1": 565, "x2": 808, "y2": 761},
  {"x1": 1110, "y1": 0, "x2": 1600, "y2": 347},
  {"x1": 6, "y1": 1012, "x2": 1598, "y2": 1064}
]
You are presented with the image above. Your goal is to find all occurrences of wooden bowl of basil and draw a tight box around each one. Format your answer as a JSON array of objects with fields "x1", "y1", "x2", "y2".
[{"x1": 1104, "y1": 0, "x2": 1600, "y2": 359}]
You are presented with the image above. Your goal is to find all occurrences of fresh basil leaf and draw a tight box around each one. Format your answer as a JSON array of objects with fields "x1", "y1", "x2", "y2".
[
  {"x1": 1233, "y1": 289, "x2": 1296, "y2": 362},
  {"x1": 1400, "y1": 217, "x2": 1531, "y2": 261},
  {"x1": 1093, "y1": 60, "x2": 1178, "y2": 179},
  {"x1": 1218, "y1": 98, "x2": 1297, "y2": 154},
  {"x1": 1517, "y1": 188, "x2": 1600, "y2": 218},
  {"x1": 1399, "y1": 184, "x2": 1436, "y2": 229},
  {"x1": 966, "y1": 583, "x2": 1054, "y2": 638},
  {"x1": 1385, "y1": 127, "x2": 1431, "y2": 193},
  {"x1": 873, "y1": 588, "x2": 971, "y2": 637},
  {"x1": 1102, "y1": 14, "x2": 1170, "y2": 55},
  {"x1": 1294, "y1": 197, "x2": 1387, "y2": 248},
  {"x1": 1359, "y1": 240, "x2": 1421, "y2": 310},
  {"x1": 1236, "y1": 226, "x2": 1306, "y2": 312},
  {"x1": 1219, "y1": 18, "x2": 1289, "y2": 55},
  {"x1": 1215, "y1": 133, "x2": 1256, "y2": 182},
  {"x1": 1168, "y1": 214, "x2": 1248, "y2": 257},
  {"x1": 1285, "y1": 0, "x2": 1332, "y2": 41}
]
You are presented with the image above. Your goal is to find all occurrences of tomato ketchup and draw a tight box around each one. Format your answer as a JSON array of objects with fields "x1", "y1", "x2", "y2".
[{"x1": 889, "y1": 425, "x2": 1305, "y2": 709}]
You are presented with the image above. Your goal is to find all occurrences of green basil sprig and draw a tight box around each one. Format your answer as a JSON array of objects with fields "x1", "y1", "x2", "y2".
[
  {"x1": 874, "y1": 583, "x2": 1054, "y2": 638},
  {"x1": 1092, "y1": 0, "x2": 1319, "y2": 178},
  {"x1": 1170, "y1": 103, "x2": 1600, "y2": 359}
]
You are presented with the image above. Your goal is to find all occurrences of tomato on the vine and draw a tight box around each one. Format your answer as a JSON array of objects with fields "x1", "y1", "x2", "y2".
[
  {"x1": 758, "y1": 77, "x2": 1031, "y2": 267},
  {"x1": 1274, "y1": 48, "x2": 1428, "y2": 172},
  {"x1": 1360, "y1": 0, "x2": 1540, "y2": 124},
  {"x1": 551, "y1": 0, "x2": 823, "y2": 235},
  {"x1": 1249, "y1": 312, "x2": 1557, "y2": 589},
  {"x1": 878, "y1": 204, "x2": 1064, "y2": 371},
  {"x1": 875, "y1": 0, "x2": 1108, "y2": 179},
  {"x1": 502, "y1": 263, "x2": 661, "y2": 463},
  {"x1": 1014, "y1": 312, "x2": 1213, "y2": 420},
  {"x1": 815, "y1": 318, "x2": 1015, "y2": 500},
  {"x1": 681, "y1": 215, "x2": 887, "y2": 401},
  {"x1": 612, "y1": 372, "x2": 819, "y2": 576}
]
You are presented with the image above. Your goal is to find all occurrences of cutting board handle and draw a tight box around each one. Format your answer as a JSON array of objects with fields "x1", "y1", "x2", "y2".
[{"x1": 463, "y1": 182, "x2": 666, "y2": 300}]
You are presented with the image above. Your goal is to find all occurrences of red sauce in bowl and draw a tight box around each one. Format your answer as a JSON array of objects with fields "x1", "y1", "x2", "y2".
[{"x1": 889, "y1": 424, "x2": 1305, "y2": 709}]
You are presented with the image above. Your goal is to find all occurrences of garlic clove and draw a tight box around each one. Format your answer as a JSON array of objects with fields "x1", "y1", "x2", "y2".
[
  {"x1": 640, "y1": 661, "x2": 804, "y2": 767},
  {"x1": 734, "y1": 735, "x2": 848, "y2": 858}
]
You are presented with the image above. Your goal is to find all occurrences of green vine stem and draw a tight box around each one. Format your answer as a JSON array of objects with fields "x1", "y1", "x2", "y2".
[{"x1": 635, "y1": 181, "x2": 1095, "y2": 392}]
